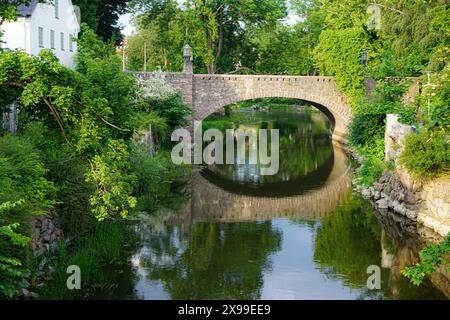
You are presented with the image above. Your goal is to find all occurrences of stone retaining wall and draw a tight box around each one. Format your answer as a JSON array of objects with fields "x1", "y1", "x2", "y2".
[{"x1": 360, "y1": 114, "x2": 450, "y2": 238}]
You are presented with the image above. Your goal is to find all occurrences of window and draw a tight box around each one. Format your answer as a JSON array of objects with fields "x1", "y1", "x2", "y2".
[
  {"x1": 38, "y1": 27, "x2": 44, "y2": 48},
  {"x1": 60, "y1": 32, "x2": 64, "y2": 51},
  {"x1": 55, "y1": 0, "x2": 59, "y2": 19},
  {"x1": 50, "y1": 30, "x2": 55, "y2": 49},
  {"x1": 69, "y1": 34, "x2": 73, "y2": 52}
]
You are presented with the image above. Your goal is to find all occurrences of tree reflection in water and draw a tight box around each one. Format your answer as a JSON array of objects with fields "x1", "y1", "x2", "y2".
[
  {"x1": 135, "y1": 221, "x2": 281, "y2": 299},
  {"x1": 312, "y1": 191, "x2": 446, "y2": 299},
  {"x1": 208, "y1": 107, "x2": 333, "y2": 187},
  {"x1": 121, "y1": 106, "x2": 446, "y2": 300}
]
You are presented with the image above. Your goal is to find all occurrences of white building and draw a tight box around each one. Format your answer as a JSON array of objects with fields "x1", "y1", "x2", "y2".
[{"x1": 0, "y1": 0, "x2": 81, "y2": 68}]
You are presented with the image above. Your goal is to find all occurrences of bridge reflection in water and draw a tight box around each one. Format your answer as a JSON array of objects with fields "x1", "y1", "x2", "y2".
[
  {"x1": 171, "y1": 144, "x2": 351, "y2": 224},
  {"x1": 125, "y1": 107, "x2": 447, "y2": 300}
]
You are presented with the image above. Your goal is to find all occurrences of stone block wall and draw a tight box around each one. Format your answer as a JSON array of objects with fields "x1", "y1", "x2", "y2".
[{"x1": 385, "y1": 114, "x2": 415, "y2": 163}]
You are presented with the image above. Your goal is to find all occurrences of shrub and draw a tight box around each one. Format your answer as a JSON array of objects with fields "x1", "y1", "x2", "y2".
[
  {"x1": 0, "y1": 200, "x2": 31, "y2": 298},
  {"x1": 39, "y1": 222, "x2": 133, "y2": 299},
  {"x1": 349, "y1": 113, "x2": 385, "y2": 146},
  {"x1": 399, "y1": 129, "x2": 449, "y2": 179},
  {"x1": 352, "y1": 136, "x2": 386, "y2": 188},
  {"x1": 355, "y1": 156, "x2": 386, "y2": 187},
  {"x1": 130, "y1": 146, "x2": 190, "y2": 212},
  {"x1": 402, "y1": 233, "x2": 450, "y2": 286},
  {"x1": 151, "y1": 94, "x2": 192, "y2": 129},
  {"x1": 0, "y1": 134, "x2": 56, "y2": 298},
  {"x1": 423, "y1": 62, "x2": 450, "y2": 129},
  {"x1": 85, "y1": 140, "x2": 137, "y2": 222},
  {"x1": 397, "y1": 105, "x2": 418, "y2": 126},
  {"x1": 350, "y1": 78, "x2": 415, "y2": 149},
  {"x1": 138, "y1": 71, "x2": 193, "y2": 129},
  {"x1": 0, "y1": 135, "x2": 57, "y2": 212}
]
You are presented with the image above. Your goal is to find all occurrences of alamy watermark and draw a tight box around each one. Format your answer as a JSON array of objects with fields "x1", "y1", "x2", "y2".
[
  {"x1": 66, "y1": 265, "x2": 81, "y2": 290},
  {"x1": 171, "y1": 121, "x2": 280, "y2": 176},
  {"x1": 367, "y1": 265, "x2": 381, "y2": 290}
]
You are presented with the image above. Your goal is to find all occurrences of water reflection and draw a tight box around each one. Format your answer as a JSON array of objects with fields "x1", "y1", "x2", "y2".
[
  {"x1": 129, "y1": 192, "x2": 445, "y2": 300},
  {"x1": 124, "y1": 107, "x2": 446, "y2": 300},
  {"x1": 173, "y1": 145, "x2": 350, "y2": 222},
  {"x1": 206, "y1": 108, "x2": 333, "y2": 194},
  {"x1": 132, "y1": 222, "x2": 281, "y2": 299}
]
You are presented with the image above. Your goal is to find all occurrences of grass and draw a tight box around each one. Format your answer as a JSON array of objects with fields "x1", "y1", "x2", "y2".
[{"x1": 38, "y1": 221, "x2": 134, "y2": 299}]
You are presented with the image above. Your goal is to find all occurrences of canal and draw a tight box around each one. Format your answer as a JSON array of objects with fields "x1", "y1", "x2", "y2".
[{"x1": 104, "y1": 105, "x2": 446, "y2": 299}]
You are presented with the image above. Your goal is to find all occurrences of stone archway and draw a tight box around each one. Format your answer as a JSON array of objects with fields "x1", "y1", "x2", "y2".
[{"x1": 136, "y1": 73, "x2": 352, "y2": 143}]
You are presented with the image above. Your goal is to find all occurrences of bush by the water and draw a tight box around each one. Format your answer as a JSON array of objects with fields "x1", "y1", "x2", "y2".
[
  {"x1": 349, "y1": 113, "x2": 386, "y2": 146},
  {"x1": 399, "y1": 129, "x2": 449, "y2": 179},
  {"x1": 0, "y1": 134, "x2": 56, "y2": 298},
  {"x1": 402, "y1": 233, "x2": 450, "y2": 286}
]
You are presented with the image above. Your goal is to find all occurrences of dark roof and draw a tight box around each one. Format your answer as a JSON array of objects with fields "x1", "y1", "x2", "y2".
[{"x1": 17, "y1": 0, "x2": 39, "y2": 17}]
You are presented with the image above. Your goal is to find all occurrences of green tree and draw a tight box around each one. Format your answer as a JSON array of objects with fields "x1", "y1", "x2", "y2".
[
  {"x1": 73, "y1": 0, "x2": 129, "y2": 43},
  {"x1": 129, "y1": 0, "x2": 288, "y2": 73},
  {"x1": 313, "y1": 27, "x2": 368, "y2": 105},
  {"x1": 0, "y1": 28, "x2": 139, "y2": 221},
  {"x1": 0, "y1": 200, "x2": 31, "y2": 298}
]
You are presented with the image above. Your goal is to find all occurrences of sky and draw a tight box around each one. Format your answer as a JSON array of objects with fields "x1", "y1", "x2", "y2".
[
  {"x1": 118, "y1": 13, "x2": 135, "y2": 36},
  {"x1": 118, "y1": 8, "x2": 299, "y2": 38}
]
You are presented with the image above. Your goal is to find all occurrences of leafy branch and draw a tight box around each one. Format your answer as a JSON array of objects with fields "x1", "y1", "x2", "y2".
[{"x1": 402, "y1": 233, "x2": 450, "y2": 286}]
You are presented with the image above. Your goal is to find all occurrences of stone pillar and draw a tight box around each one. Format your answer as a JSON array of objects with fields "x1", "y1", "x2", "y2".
[
  {"x1": 385, "y1": 114, "x2": 414, "y2": 163},
  {"x1": 182, "y1": 44, "x2": 193, "y2": 74},
  {"x1": 364, "y1": 76, "x2": 377, "y2": 97}
]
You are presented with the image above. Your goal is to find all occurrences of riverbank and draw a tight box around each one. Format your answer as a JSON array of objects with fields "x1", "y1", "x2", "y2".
[
  {"x1": 347, "y1": 143, "x2": 450, "y2": 298},
  {"x1": 355, "y1": 170, "x2": 450, "y2": 239},
  {"x1": 346, "y1": 113, "x2": 450, "y2": 241}
]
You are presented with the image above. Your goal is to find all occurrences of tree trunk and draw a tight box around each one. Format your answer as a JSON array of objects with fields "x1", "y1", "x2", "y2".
[
  {"x1": 206, "y1": 7, "x2": 224, "y2": 74},
  {"x1": 208, "y1": 30, "x2": 216, "y2": 74},
  {"x1": 215, "y1": 8, "x2": 224, "y2": 64}
]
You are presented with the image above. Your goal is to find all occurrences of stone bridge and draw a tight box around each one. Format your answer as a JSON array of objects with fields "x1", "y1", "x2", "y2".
[
  {"x1": 134, "y1": 45, "x2": 420, "y2": 143},
  {"x1": 136, "y1": 72, "x2": 352, "y2": 142}
]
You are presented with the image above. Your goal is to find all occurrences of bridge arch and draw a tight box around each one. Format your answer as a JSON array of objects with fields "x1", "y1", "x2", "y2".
[
  {"x1": 190, "y1": 75, "x2": 351, "y2": 142},
  {"x1": 135, "y1": 73, "x2": 353, "y2": 142},
  {"x1": 210, "y1": 97, "x2": 338, "y2": 134}
]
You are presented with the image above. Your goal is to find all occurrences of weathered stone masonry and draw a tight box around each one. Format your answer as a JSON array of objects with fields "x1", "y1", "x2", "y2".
[
  {"x1": 135, "y1": 41, "x2": 419, "y2": 144},
  {"x1": 136, "y1": 72, "x2": 353, "y2": 142}
]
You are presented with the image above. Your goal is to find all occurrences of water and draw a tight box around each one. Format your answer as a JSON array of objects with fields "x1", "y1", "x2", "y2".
[{"x1": 110, "y1": 106, "x2": 447, "y2": 300}]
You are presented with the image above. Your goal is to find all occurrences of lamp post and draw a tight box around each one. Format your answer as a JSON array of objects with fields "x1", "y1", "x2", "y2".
[{"x1": 183, "y1": 44, "x2": 193, "y2": 74}]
